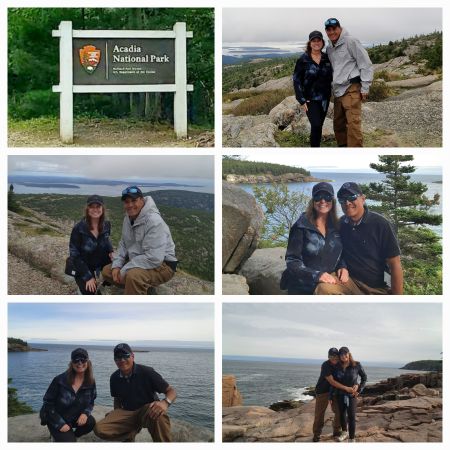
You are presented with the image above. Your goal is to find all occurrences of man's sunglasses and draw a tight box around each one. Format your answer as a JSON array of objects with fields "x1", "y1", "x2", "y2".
[
  {"x1": 72, "y1": 358, "x2": 88, "y2": 364},
  {"x1": 325, "y1": 19, "x2": 339, "y2": 27},
  {"x1": 121, "y1": 186, "x2": 140, "y2": 196},
  {"x1": 338, "y1": 193, "x2": 360, "y2": 204},
  {"x1": 313, "y1": 193, "x2": 333, "y2": 203},
  {"x1": 114, "y1": 353, "x2": 131, "y2": 362}
]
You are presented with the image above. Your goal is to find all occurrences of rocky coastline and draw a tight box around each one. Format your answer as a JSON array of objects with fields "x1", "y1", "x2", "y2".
[
  {"x1": 223, "y1": 173, "x2": 329, "y2": 184},
  {"x1": 8, "y1": 339, "x2": 47, "y2": 353},
  {"x1": 222, "y1": 372, "x2": 442, "y2": 442}
]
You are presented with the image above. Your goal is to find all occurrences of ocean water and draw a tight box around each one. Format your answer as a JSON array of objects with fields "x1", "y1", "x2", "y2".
[
  {"x1": 8, "y1": 344, "x2": 214, "y2": 431},
  {"x1": 223, "y1": 359, "x2": 426, "y2": 407},
  {"x1": 240, "y1": 171, "x2": 442, "y2": 236}
]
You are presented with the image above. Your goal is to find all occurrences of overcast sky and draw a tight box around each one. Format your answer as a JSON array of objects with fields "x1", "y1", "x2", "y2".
[
  {"x1": 234, "y1": 152, "x2": 442, "y2": 174},
  {"x1": 9, "y1": 303, "x2": 214, "y2": 344},
  {"x1": 8, "y1": 155, "x2": 214, "y2": 181},
  {"x1": 223, "y1": 8, "x2": 442, "y2": 45},
  {"x1": 223, "y1": 303, "x2": 442, "y2": 364}
]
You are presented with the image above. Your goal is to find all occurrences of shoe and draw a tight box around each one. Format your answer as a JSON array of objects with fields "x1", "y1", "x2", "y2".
[
  {"x1": 338, "y1": 431, "x2": 349, "y2": 442},
  {"x1": 349, "y1": 438, "x2": 356, "y2": 443},
  {"x1": 333, "y1": 432, "x2": 341, "y2": 442},
  {"x1": 147, "y1": 287, "x2": 157, "y2": 295},
  {"x1": 312, "y1": 435, "x2": 320, "y2": 442}
]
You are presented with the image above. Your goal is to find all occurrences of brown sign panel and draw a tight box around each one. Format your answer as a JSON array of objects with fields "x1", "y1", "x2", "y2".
[{"x1": 73, "y1": 38, "x2": 175, "y2": 85}]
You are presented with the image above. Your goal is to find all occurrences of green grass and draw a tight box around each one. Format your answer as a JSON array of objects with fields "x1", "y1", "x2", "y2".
[{"x1": 231, "y1": 88, "x2": 294, "y2": 116}]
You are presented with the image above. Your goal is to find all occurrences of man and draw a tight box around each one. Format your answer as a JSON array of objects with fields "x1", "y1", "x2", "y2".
[
  {"x1": 324, "y1": 18, "x2": 373, "y2": 147},
  {"x1": 94, "y1": 343, "x2": 177, "y2": 442},
  {"x1": 313, "y1": 347, "x2": 357, "y2": 442},
  {"x1": 315, "y1": 182, "x2": 403, "y2": 295},
  {"x1": 102, "y1": 186, "x2": 177, "y2": 295}
]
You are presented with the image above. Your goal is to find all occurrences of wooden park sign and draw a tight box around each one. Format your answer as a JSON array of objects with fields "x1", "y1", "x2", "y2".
[{"x1": 52, "y1": 21, "x2": 193, "y2": 143}]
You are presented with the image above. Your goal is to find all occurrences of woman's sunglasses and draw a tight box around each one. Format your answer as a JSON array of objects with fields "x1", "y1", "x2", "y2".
[
  {"x1": 72, "y1": 358, "x2": 88, "y2": 364},
  {"x1": 313, "y1": 193, "x2": 333, "y2": 202},
  {"x1": 338, "y1": 194, "x2": 360, "y2": 204}
]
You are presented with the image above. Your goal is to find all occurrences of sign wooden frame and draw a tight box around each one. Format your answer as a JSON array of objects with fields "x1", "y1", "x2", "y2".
[{"x1": 52, "y1": 21, "x2": 193, "y2": 143}]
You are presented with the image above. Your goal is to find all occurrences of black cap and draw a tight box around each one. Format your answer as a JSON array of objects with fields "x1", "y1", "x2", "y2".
[
  {"x1": 114, "y1": 343, "x2": 133, "y2": 357},
  {"x1": 121, "y1": 186, "x2": 143, "y2": 201},
  {"x1": 337, "y1": 182, "x2": 363, "y2": 197},
  {"x1": 339, "y1": 346, "x2": 350, "y2": 355},
  {"x1": 71, "y1": 348, "x2": 89, "y2": 360},
  {"x1": 312, "y1": 182, "x2": 334, "y2": 197},
  {"x1": 325, "y1": 18, "x2": 341, "y2": 29},
  {"x1": 309, "y1": 30, "x2": 324, "y2": 41},
  {"x1": 328, "y1": 347, "x2": 339, "y2": 357},
  {"x1": 86, "y1": 194, "x2": 104, "y2": 206}
]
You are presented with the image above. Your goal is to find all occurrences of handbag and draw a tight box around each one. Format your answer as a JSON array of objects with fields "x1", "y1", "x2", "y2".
[
  {"x1": 39, "y1": 404, "x2": 48, "y2": 426},
  {"x1": 64, "y1": 257, "x2": 77, "y2": 277}
]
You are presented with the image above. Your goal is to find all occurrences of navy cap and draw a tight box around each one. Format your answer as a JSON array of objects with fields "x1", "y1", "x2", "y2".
[
  {"x1": 309, "y1": 30, "x2": 324, "y2": 41},
  {"x1": 86, "y1": 194, "x2": 104, "y2": 206},
  {"x1": 339, "y1": 346, "x2": 350, "y2": 355},
  {"x1": 325, "y1": 18, "x2": 341, "y2": 29},
  {"x1": 337, "y1": 182, "x2": 363, "y2": 197},
  {"x1": 312, "y1": 182, "x2": 334, "y2": 197},
  {"x1": 114, "y1": 343, "x2": 133, "y2": 356},
  {"x1": 71, "y1": 348, "x2": 89, "y2": 360},
  {"x1": 121, "y1": 186, "x2": 143, "y2": 201},
  {"x1": 328, "y1": 347, "x2": 339, "y2": 357}
]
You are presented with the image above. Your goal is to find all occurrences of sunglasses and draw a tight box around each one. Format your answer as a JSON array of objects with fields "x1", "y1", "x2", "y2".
[
  {"x1": 72, "y1": 358, "x2": 88, "y2": 364},
  {"x1": 121, "y1": 186, "x2": 141, "y2": 196},
  {"x1": 313, "y1": 192, "x2": 333, "y2": 202},
  {"x1": 325, "y1": 19, "x2": 339, "y2": 27},
  {"x1": 114, "y1": 353, "x2": 131, "y2": 362},
  {"x1": 338, "y1": 194, "x2": 360, "y2": 204}
]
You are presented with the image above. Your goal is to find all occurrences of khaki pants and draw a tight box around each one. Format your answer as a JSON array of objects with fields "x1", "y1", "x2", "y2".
[
  {"x1": 314, "y1": 274, "x2": 390, "y2": 295},
  {"x1": 313, "y1": 392, "x2": 341, "y2": 437},
  {"x1": 94, "y1": 405, "x2": 171, "y2": 442},
  {"x1": 333, "y1": 83, "x2": 363, "y2": 147},
  {"x1": 102, "y1": 262, "x2": 174, "y2": 295}
]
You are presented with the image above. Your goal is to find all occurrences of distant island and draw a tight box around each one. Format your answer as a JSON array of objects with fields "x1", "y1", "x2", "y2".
[
  {"x1": 400, "y1": 360, "x2": 442, "y2": 372},
  {"x1": 22, "y1": 183, "x2": 80, "y2": 189},
  {"x1": 8, "y1": 338, "x2": 47, "y2": 353}
]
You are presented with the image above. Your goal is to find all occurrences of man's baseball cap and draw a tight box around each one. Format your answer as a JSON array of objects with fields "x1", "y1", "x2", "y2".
[
  {"x1": 328, "y1": 347, "x2": 339, "y2": 357},
  {"x1": 114, "y1": 343, "x2": 133, "y2": 357},
  {"x1": 325, "y1": 18, "x2": 341, "y2": 29},
  {"x1": 337, "y1": 182, "x2": 363, "y2": 197},
  {"x1": 121, "y1": 186, "x2": 143, "y2": 201},
  {"x1": 339, "y1": 346, "x2": 350, "y2": 355},
  {"x1": 312, "y1": 182, "x2": 334, "y2": 197},
  {"x1": 71, "y1": 348, "x2": 89, "y2": 361},
  {"x1": 86, "y1": 194, "x2": 104, "y2": 206},
  {"x1": 309, "y1": 30, "x2": 324, "y2": 41}
]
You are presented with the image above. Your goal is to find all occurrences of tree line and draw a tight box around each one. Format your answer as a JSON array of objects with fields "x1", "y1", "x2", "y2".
[{"x1": 222, "y1": 157, "x2": 310, "y2": 178}]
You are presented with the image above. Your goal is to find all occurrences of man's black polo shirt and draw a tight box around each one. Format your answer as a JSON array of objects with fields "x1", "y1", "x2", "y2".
[
  {"x1": 110, "y1": 363, "x2": 169, "y2": 411},
  {"x1": 315, "y1": 360, "x2": 336, "y2": 395},
  {"x1": 339, "y1": 207, "x2": 400, "y2": 288}
]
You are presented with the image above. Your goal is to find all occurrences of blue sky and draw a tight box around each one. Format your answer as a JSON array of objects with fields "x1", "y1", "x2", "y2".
[
  {"x1": 223, "y1": 303, "x2": 442, "y2": 364},
  {"x1": 8, "y1": 303, "x2": 214, "y2": 345}
]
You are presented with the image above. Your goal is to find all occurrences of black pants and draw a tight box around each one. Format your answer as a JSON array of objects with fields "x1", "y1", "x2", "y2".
[
  {"x1": 306, "y1": 100, "x2": 328, "y2": 147},
  {"x1": 338, "y1": 395, "x2": 357, "y2": 439},
  {"x1": 48, "y1": 415, "x2": 96, "y2": 442},
  {"x1": 75, "y1": 266, "x2": 102, "y2": 295}
]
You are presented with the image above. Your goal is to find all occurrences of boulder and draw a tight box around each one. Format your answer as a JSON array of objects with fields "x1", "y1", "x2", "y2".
[
  {"x1": 269, "y1": 96, "x2": 302, "y2": 129},
  {"x1": 223, "y1": 375, "x2": 243, "y2": 407},
  {"x1": 222, "y1": 183, "x2": 264, "y2": 273},
  {"x1": 238, "y1": 123, "x2": 279, "y2": 147},
  {"x1": 222, "y1": 115, "x2": 271, "y2": 146},
  {"x1": 253, "y1": 76, "x2": 291, "y2": 92},
  {"x1": 239, "y1": 247, "x2": 287, "y2": 295},
  {"x1": 8, "y1": 405, "x2": 213, "y2": 442},
  {"x1": 386, "y1": 75, "x2": 439, "y2": 88},
  {"x1": 285, "y1": 116, "x2": 335, "y2": 141},
  {"x1": 222, "y1": 274, "x2": 249, "y2": 295}
]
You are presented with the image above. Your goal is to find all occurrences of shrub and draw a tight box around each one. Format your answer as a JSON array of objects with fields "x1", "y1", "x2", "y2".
[
  {"x1": 9, "y1": 89, "x2": 58, "y2": 120},
  {"x1": 368, "y1": 80, "x2": 394, "y2": 102},
  {"x1": 231, "y1": 88, "x2": 293, "y2": 116}
]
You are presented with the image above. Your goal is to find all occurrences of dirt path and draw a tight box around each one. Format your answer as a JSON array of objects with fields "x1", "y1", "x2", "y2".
[{"x1": 8, "y1": 253, "x2": 75, "y2": 295}]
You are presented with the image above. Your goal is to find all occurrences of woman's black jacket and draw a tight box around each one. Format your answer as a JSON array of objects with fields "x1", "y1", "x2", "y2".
[{"x1": 330, "y1": 362, "x2": 367, "y2": 397}]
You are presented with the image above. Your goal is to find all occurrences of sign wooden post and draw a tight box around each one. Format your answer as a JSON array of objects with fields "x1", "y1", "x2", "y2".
[{"x1": 52, "y1": 21, "x2": 193, "y2": 144}]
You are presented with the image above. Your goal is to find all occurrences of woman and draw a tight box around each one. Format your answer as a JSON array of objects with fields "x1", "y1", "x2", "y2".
[
  {"x1": 331, "y1": 347, "x2": 367, "y2": 443},
  {"x1": 280, "y1": 182, "x2": 348, "y2": 294},
  {"x1": 42, "y1": 348, "x2": 96, "y2": 442},
  {"x1": 293, "y1": 30, "x2": 333, "y2": 147},
  {"x1": 69, "y1": 195, "x2": 114, "y2": 295}
]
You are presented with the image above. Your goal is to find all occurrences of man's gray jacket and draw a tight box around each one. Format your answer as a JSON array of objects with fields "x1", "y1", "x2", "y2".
[
  {"x1": 111, "y1": 196, "x2": 177, "y2": 277},
  {"x1": 326, "y1": 28, "x2": 373, "y2": 97}
]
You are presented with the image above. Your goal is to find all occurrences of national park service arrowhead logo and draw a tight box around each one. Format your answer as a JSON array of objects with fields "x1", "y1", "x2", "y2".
[{"x1": 79, "y1": 45, "x2": 101, "y2": 74}]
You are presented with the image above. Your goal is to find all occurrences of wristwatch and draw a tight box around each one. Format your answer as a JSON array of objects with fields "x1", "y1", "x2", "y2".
[{"x1": 163, "y1": 397, "x2": 172, "y2": 406}]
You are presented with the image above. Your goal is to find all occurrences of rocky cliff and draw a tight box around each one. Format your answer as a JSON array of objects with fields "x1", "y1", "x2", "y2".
[
  {"x1": 224, "y1": 173, "x2": 326, "y2": 184},
  {"x1": 222, "y1": 372, "x2": 442, "y2": 442},
  {"x1": 8, "y1": 405, "x2": 213, "y2": 442}
]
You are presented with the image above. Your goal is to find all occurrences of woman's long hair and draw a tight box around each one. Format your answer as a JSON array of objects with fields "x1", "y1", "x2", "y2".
[
  {"x1": 340, "y1": 352, "x2": 358, "y2": 368},
  {"x1": 306, "y1": 39, "x2": 325, "y2": 56},
  {"x1": 305, "y1": 198, "x2": 340, "y2": 230},
  {"x1": 84, "y1": 204, "x2": 106, "y2": 233},
  {"x1": 66, "y1": 360, "x2": 95, "y2": 386}
]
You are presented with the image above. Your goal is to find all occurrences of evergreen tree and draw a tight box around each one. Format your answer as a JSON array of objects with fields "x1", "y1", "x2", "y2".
[{"x1": 8, "y1": 378, "x2": 34, "y2": 417}]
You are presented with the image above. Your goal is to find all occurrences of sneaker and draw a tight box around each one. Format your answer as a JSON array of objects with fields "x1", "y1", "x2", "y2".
[
  {"x1": 312, "y1": 435, "x2": 320, "y2": 442},
  {"x1": 333, "y1": 432, "x2": 341, "y2": 442},
  {"x1": 147, "y1": 287, "x2": 157, "y2": 295},
  {"x1": 349, "y1": 438, "x2": 356, "y2": 443},
  {"x1": 338, "y1": 431, "x2": 349, "y2": 442}
]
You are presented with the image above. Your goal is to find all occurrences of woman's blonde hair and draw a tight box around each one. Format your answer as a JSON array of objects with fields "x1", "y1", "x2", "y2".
[
  {"x1": 305, "y1": 197, "x2": 340, "y2": 230},
  {"x1": 66, "y1": 359, "x2": 95, "y2": 386}
]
